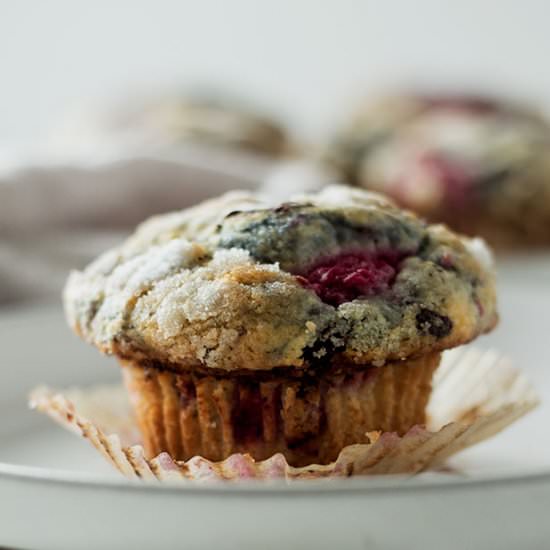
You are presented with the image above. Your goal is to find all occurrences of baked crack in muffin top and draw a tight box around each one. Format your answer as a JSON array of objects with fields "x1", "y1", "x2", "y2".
[{"x1": 64, "y1": 185, "x2": 497, "y2": 372}]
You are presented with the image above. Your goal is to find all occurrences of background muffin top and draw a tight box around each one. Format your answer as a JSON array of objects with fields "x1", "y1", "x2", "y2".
[
  {"x1": 325, "y1": 94, "x2": 550, "y2": 247},
  {"x1": 74, "y1": 92, "x2": 292, "y2": 158},
  {"x1": 64, "y1": 185, "x2": 497, "y2": 372}
]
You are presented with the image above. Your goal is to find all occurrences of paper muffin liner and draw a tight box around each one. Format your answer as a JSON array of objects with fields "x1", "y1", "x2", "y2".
[
  {"x1": 119, "y1": 353, "x2": 439, "y2": 466},
  {"x1": 30, "y1": 347, "x2": 538, "y2": 482}
]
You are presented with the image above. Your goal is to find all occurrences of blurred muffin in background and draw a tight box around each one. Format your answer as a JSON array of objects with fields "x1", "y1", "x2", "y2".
[
  {"x1": 122, "y1": 92, "x2": 291, "y2": 157},
  {"x1": 49, "y1": 89, "x2": 293, "y2": 161},
  {"x1": 324, "y1": 93, "x2": 550, "y2": 248}
]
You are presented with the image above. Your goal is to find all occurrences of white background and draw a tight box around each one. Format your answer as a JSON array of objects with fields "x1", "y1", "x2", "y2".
[{"x1": 1, "y1": 0, "x2": 550, "y2": 147}]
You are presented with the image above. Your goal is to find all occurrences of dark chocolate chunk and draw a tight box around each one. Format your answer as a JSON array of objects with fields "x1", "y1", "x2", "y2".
[
  {"x1": 415, "y1": 308, "x2": 453, "y2": 338},
  {"x1": 224, "y1": 209, "x2": 243, "y2": 218}
]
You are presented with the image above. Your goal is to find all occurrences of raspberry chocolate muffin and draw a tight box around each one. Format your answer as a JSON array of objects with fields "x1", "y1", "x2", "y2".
[
  {"x1": 64, "y1": 186, "x2": 497, "y2": 466},
  {"x1": 325, "y1": 94, "x2": 550, "y2": 247}
]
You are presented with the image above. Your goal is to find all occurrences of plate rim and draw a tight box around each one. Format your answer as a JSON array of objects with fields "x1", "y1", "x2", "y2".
[{"x1": 1, "y1": 460, "x2": 549, "y2": 497}]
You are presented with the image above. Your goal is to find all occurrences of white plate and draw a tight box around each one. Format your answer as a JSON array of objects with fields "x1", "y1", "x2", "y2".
[{"x1": 0, "y1": 282, "x2": 549, "y2": 550}]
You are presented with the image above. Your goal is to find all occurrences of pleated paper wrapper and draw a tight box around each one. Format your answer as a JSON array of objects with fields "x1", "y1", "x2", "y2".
[{"x1": 30, "y1": 347, "x2": 538, "y2": 482}]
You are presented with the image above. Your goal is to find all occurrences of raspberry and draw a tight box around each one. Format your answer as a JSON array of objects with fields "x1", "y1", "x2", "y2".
[
  {"x1": 422, "y1": 95, "x2": 497, "y2": 114},
  {"x1": 297, "y1": 252, "x2": 400, "y2": 306},
  {"x1": 419, "y1": 152, "x2": 473, "y2": 207}
]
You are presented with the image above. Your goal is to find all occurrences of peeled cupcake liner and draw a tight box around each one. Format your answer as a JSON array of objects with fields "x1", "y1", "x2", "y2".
[{"x1": 30, "y1": 347, "x2": 538, "y2": 482}]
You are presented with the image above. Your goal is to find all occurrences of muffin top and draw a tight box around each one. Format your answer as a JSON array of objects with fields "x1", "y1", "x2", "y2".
[
  {"x1": 107, "y1": 93, "x2": 290, "y2": 157},
  {"x1": 64, "y1": 185, "x2": 497, "y2": 372},
  {"x1": 325, "y1": 94, "x2": 550, "y2": 236}
]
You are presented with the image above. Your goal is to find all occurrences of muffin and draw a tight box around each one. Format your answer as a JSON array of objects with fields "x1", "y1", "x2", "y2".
[
  {"x1": 325, "y1": 94, "x2": 550, "y2": 247},
  {"x1": 64, "y1": 185, "x2": 497, "y2": 466},
  {"x1": 102, "y1": 92, "x2": 290, "y2": 158},
  {"x1": 49, "y1": 90, "x2": 292, "y2": 162},
  {"x1": 144, "y1": 94, "x2": 290, "y2": 157}
]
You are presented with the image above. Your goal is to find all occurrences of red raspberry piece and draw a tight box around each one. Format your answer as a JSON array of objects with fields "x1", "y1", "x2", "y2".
[{"x1": 297, "y1": 252, "x2": 400, "y2": 306}]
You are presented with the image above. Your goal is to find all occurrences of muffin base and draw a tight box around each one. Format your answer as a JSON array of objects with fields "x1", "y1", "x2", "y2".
[{"x1": 121, "y1": 354, "x2": 440, "y2": 466}]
